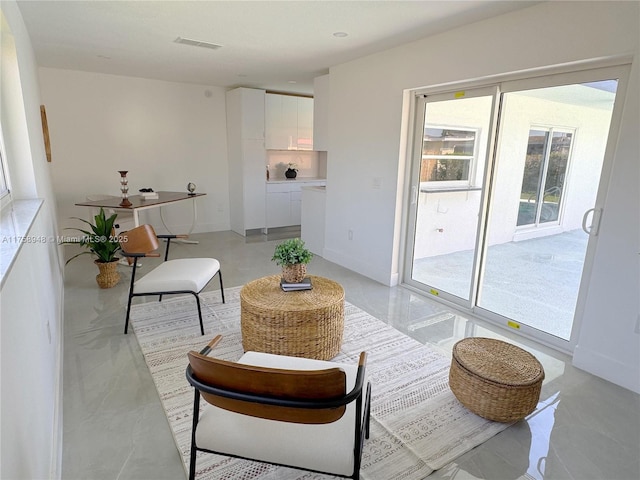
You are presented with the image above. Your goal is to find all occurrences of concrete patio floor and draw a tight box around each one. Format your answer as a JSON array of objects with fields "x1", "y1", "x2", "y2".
[{"x1": 412, "y1": 229, "x2": 589, "y2": 340}]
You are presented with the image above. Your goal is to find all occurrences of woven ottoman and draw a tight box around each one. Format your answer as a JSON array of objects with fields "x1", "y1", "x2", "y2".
[
  {"x1": 240, "y1": 275, "x2": 345, "y2": 360},
  {"x1": 449, "y1": 337, "x2": 544, "y2": 422}
]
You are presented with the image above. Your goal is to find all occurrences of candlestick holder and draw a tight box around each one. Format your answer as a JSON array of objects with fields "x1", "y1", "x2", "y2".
[{"x1": 118, "y1": 170, "x2": 132, "y2": 207}]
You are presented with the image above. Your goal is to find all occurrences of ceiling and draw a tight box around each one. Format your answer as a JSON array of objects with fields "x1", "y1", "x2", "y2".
[{"x1": 16, "y1": 1, "x2": 539, "y2": 95}]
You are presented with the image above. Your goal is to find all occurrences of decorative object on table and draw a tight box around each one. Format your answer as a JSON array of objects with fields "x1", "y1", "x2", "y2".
[
  {"x1": 62, "y1": 207, "x2": 122, "y2": 288},
  {"x1": 187, "y1": 182, "x2": 197, "y2": 196},
  {"x1": 271, "y1": 238, "x2": 312, "y2": 283},
  {"x1": 285, "y1": 162, "x2": 298, "y2": 179},
  {"x1": 118, "y1": 170, "x2": 132, "y2": 207},
  {"x1": 449, "y1": 337, "x2": 545, "y2": 422},
  {"x1": 280, "y1": 276, "x2": 312, "y2": 291},
  {"x1": 139, "y1": 188, "x2": 158, "y2": 199}
]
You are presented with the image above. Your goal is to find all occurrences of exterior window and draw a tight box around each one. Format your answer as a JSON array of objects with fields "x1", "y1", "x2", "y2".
[{"x1": 421, "y1": 127, "x2": 476, "y2": 185}]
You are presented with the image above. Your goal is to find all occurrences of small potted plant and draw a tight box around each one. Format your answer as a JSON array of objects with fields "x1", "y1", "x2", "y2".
[
  {"x1": 63, "y1": 208, "x2": 122, "y2": 288},
  {"x1": 272, "y1": 238, "x2": 312, "y2": 283},
  {"x1": 285, "y1": 162, "x2": 298, "y2": 179}
]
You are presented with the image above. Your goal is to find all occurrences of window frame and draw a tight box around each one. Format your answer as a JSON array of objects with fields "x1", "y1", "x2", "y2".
[
  {"x1": 0, "y1": 127, "x2": 11, "y2": 207},
  {"x1": 420, "y1": 125, "x2": 480, "y2": 190},
  {"x1": 516, "y1": 124, "x2": 576, "y2": 228}
]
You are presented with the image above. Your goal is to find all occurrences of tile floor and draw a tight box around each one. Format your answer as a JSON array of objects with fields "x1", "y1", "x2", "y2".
[{"x1": 62, "y1": 230, "x2": 639, "y2": 480}]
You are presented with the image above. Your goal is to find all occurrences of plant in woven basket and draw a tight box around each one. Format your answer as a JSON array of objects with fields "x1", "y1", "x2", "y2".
[
  {"x1": 62, "y1": 208, "x2": 122, "y2": 288},
  {"x1": 271, "y1": 238, "x2": 313, "y2": 283}
]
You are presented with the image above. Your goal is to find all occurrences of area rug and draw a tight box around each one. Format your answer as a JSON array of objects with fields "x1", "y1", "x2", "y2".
[{"x1": 130, "y1": 287, "x2": 514, "y2": 479}]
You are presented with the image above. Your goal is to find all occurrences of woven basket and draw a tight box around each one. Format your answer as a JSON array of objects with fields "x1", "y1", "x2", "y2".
[
  {"x1": 240, "y1": 275, "x2": 344, "y2": 360},
  {"x1": 282, "y1": 264, "x2": 307, "y2": 283},
  {"x1": 95, "y1": 259, "x2": 120, "y2": 289},
  {"x1": 449, "y1": 337, "x2": 544, "y2": 422}
]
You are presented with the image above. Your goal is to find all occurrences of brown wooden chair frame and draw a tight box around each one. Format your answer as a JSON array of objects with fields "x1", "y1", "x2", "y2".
[{"x1": 185, "y1": 335, "x2": 371, "y2": 479}]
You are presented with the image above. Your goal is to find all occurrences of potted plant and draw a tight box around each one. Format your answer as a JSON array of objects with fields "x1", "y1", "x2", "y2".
[
  {"x1": 272, "y1": 238, "x2": 312, "y2": 283},
  {"x1": 285, "y1": 162, "x2": 298, "y2": 179},
  {"x1": 64, "y1": 208, "x2": 122, "y2": 288}
]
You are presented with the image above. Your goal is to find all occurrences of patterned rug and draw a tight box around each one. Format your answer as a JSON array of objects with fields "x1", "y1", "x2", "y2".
[{"x1": 130, "y1": 287, "x2": 513, "y2": 479}]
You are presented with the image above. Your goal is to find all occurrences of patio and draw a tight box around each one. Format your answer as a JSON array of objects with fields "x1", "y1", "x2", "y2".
[{"x1": 412, "y1": 229, "x2": 589, "y2": 340}]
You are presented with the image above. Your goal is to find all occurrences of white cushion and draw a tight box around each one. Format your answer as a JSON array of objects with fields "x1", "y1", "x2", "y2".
[
  {"x1": 133, "y1": 258, "x2": 219, "y2": 294},
  {"x1": 195, "y1": 352, "x2": 364, "y2": 476}
]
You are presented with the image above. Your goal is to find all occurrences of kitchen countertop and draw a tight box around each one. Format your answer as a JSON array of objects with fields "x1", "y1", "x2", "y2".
[{"x1": 266, "y1": 177, "x2": 326, "y2": 184}]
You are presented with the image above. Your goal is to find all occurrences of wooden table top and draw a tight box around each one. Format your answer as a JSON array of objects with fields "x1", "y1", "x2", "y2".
[{"x1": 75, "y1": 191, "x2": 205, "y2": 209}]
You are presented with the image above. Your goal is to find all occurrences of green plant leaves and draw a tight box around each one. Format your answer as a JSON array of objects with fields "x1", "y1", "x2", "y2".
[
  {"x1": 63, "y1": 208, "x2": 121, "y2": 264},
  {"x1": 271, "y1": 238, "x2": 312, "y2": 266}
]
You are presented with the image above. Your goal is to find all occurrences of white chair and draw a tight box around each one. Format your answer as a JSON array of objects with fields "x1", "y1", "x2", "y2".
[
  {"x1": 119, "y1": 224, "x2": 225, "y2": 335},
  {"x1": 185, "y1": 335, "x2": 372, "y2": 480}
]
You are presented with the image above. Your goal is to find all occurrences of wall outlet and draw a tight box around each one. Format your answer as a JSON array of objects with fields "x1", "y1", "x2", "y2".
[
  {"x1": 348, "y1": 229, "x2": 353, "y2": 240},
  {"x1": 372, "y1": 177, "x2": 382, "y2": 189}
]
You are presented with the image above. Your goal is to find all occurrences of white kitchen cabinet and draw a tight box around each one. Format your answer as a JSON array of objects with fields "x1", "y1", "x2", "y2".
[
  {"x1": 266, "y1": 180, "x2": 325, "y2": 228},
  {"x1": 290, "y1": 190, "x2": 302, "y2": 223},
  {"x1": 265, "y1": 93, "x2": 313, "y2": 150},
  {"x1": 301, "y1": 186, "x2": 326, "y2": 256},
  {"x1": 226, "y1": 87, "x2": 266, "y2": 235},
  {"x1": 296, "y1": 97, "x2": 313, "y2": 150},
  {"x1": 313, "y1": 74, "x2": 329, "y2": 151},
  {"x1": 266, "y1": 191, "x2": 292, "y2": 228}
]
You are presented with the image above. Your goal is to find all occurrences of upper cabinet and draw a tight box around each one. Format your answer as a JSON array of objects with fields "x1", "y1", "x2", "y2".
[
  {"x1": 265, "y1": 93, "x2": 313, "y2": 150},
  {"x1": 313, "y1": 74, "x2": 329, "y2": 151}
]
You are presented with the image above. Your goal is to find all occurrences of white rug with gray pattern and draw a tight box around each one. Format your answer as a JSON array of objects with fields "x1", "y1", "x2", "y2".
[{"x1": 130, "y1": 286, "x2": 513, "y2": 479}]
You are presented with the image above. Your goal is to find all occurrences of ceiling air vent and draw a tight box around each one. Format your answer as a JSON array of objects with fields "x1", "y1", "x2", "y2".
[{"x1": 174, "y1": 37, "x2": 223, "y2": 50}]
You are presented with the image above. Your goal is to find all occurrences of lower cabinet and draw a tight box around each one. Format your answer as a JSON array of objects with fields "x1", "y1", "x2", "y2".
[
  {"x1": 266, "y1": 191, "x2": 292, "y2": 228},
  {"x1": 266, "y1": 181, "x2": 325, "y2": 228}
]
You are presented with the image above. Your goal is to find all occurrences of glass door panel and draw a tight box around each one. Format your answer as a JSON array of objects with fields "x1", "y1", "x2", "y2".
[
  {"x1": 478, "y1": 79, "x2": 618, "y2": 341},
  {"x1": 408, "y1": 91, "x2": 495, "y2": 303}
]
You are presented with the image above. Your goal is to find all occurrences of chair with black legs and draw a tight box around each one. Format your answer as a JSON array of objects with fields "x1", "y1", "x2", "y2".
[
  {"x1": 185, "y1": 335, "x2": 372, "y2": 480},
  {"x1": 119, "y1": 224, "x2": 224, "y2": 335}
]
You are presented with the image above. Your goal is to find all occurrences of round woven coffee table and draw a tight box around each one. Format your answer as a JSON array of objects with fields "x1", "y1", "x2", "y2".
[
  {"x1": 449, "y1": 337, "x2": 545, "y2": 422},
  {"x1": 240, "y1": 275, "x2": 345, "y2": 360}
]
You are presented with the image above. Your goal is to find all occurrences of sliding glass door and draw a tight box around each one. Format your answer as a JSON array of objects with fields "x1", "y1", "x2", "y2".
[
  {"x1": 405, "y1": 66, "x2": 625, "y2": 349},
  {"x1": 477, "y1": 78, "x2": 619, "y2": 342},
  {"x1": 406, "y1": 87, "x2": 497, "y2": 306}
]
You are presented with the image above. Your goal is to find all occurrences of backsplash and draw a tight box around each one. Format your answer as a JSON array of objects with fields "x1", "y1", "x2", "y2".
[{"x1": 266, "y1": 150, "x2": 327, "y2": 180}]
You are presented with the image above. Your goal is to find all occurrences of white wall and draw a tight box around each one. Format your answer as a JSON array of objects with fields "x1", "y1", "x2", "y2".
[
  {"x1": 324, "y1": 1, "x2": 639, "y2": 392},
  {"x1": 1, "y1": 2, "x2": 65, "y2": 478},
  {"x1": 38, "y1": 68, "x2": 230, "y2": 235}
]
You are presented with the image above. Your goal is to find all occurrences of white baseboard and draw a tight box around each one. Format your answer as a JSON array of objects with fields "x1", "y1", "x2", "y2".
[
  {"x1": 573, "y1": 344, "x2": 640, "y2": 394},
  {"x1": 322, "y1": 247, "x2": 395, "y2": 286}
]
